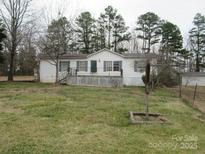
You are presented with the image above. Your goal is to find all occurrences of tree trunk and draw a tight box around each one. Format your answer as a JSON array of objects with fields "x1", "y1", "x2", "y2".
[
  {"x1": 114, "y1": 32, "x2": 117, "y2": 52},
  {"x1": 196, "y1": 53, "x2": 200, "y2": 72},
  {"x1": 55, "y1": 60, "x2": 59, "y2": 83},
  {"x1": 8, "y1": 52, "x2": 14, "y2": 81},
  {"x1": 8, "y1": 41, "x2": 16, "y2": 81},
  {"x1": 148, "y1": 38, "x2": 151, "y2": 53},
  {"x1": 145, "y1": 61, "x2": 150, "y2": 120},
  {"x1": 142, "y1": 31, "x2": 146, "y2": 53},
  {"x1": 108, "y1": 19, "x2": 111, "y2": 49},
  {"x1": 145, "y1": 92, "x2": 149, "y2": 119},
  {"x1": 196, "y1": 31, "x2": 200, "y2": 72}
]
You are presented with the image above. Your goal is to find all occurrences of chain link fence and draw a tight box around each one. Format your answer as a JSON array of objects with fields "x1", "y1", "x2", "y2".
[{"x1": 177, "y1": 85, "x2": 205, "y2": 113}]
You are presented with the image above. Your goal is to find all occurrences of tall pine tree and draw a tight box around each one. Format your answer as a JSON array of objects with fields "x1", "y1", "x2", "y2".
[
  {"x1": 104, "y1": 6, "x2": 117, "y2": 49},
  {"x1": 161, "y1": 21, "x2": 183, "y2": 61},
  {"x1": 112, "y1": 15, "x2": 131, "y2": 52},
  {"x1": 189, "y1": 13, "x2": 205, "y2": 72},
  {"x1": 99, "y1": 5, "x2": 130, "y2": 52},
  {"x1": 97, "y1": 14, "x2": 107, "y2": 49},
  {"x1": 136, "y1": 12, "x2": 161, "y2": 53},
  {"x1": 75, "y1": 12, "x2": 95, "y2": 54}
]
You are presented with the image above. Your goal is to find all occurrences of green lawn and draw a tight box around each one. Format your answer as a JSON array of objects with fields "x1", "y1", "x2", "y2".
[{"x1": 0, "y1": 82, "x2": 204, "y2": 154}]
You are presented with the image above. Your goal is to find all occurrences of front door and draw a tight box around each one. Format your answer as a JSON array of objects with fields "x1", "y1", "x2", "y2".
[{"x1": 91, "y1": 60, "x2": 97, "y2": 73}]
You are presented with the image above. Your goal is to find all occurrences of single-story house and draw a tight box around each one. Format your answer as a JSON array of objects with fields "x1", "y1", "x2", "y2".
[
  {"x1": 182, "y1": 72, "x2": 205, "y2": 86},
  {"x1": 39, "y1": 48, "x2": 157, "y2": 86}
]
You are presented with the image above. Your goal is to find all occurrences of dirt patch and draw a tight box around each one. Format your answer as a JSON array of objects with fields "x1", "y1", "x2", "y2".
[
  {"x1": 0, "y1": 76, "x2": 35, "y2": 82},
  {"x1": 0, "y1": 101, "x2": 23, "y2": 114},
  {"x1": 0, "y1": 87, "x2": 61, "y2": 94},
  {"x1": 129, "y1": 112, "x2": 168, "y2": 124},
  {"x1": 194, "y1": 100, "x2": 205, "y2": 113}
]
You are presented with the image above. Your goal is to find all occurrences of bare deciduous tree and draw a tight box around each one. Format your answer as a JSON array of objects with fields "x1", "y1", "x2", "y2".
[
  {"x1": 39, "y1": 16, "x2": 73, "y2": 83},
  {"x1": 0, "y1": 0, "x2": 32, "y2": 81},
  {"x1": 17, "y1": 21, "x2": 39, "y2": 75}
]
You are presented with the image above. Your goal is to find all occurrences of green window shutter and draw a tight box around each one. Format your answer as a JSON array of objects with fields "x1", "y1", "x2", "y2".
[
  {"x1": 77, "y1": 61, "x2": 79, "y2": 71},
  {"x1": 59, "y1": 61, "x2": 62, "y2": 72},
  {"x1": 91, "y1": 61, "x2": 97, "y2": 73}
]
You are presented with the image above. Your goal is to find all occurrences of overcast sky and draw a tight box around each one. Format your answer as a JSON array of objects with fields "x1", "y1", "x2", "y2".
[{"x1": 35, "y1": 0, "x2": 205, "y2": 41}]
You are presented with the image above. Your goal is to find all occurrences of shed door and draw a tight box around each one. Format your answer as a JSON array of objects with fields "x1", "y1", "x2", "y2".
[{"x1": 91, "y1": 60, "x2": 97, "y2": 73}]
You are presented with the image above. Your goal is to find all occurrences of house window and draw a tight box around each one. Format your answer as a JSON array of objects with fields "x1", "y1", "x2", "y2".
[
  {"x1": 113, "y1": 61, "x2": 122, "y2": 71},
  {"x1": 104, "y1": 61, "x2": 112, "y2": 72},
  {"x1": 59, "y1": 61, "x2": 70, "y2": 72},
  {"x1": 134, "y1": 60, "x2": 145, "y2": 72},
  {"x1": 77, "y1": 61, "x2": 88, "y2": 72}
]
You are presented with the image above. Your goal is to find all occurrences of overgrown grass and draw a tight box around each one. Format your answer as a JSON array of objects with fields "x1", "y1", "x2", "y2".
[{"x1": 0, "y1": 82, "x2": 204, "y2": 154}]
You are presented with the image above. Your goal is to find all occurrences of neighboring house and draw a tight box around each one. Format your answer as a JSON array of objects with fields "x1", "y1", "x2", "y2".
[
  {"x1": 182, "y1": 72, "x2": 205, "y2": 86},
  {"x1": 39, "y1": 48, "x2": 157, "y2": 86}
]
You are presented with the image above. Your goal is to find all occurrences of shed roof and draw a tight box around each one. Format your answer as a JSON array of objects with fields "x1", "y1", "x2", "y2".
[{"x1": 182, "y1": 72, "x2": 205, "y2": 77}]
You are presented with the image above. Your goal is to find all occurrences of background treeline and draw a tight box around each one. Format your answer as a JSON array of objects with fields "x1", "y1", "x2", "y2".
[{"x1": 0, "y1": 0, "x2": 205, "y2": 80}]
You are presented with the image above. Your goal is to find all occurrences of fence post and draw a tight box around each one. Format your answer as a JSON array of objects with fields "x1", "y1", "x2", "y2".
[{"x1": 193, "y1": 83, "x2": 197, "y2": 105}]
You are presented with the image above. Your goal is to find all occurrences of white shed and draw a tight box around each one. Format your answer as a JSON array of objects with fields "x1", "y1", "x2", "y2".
[{"x1": 182, "y1": 72, "x2": 205, "y2": 86}]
